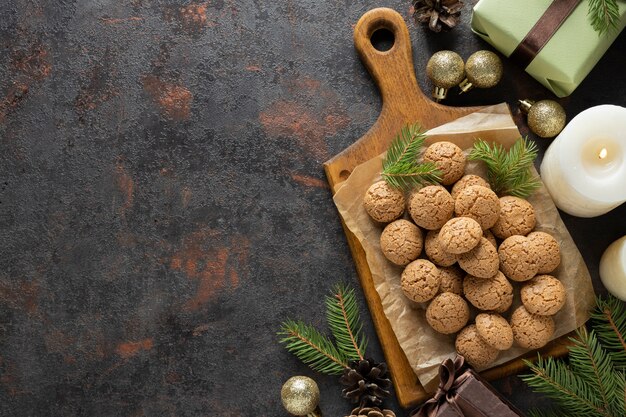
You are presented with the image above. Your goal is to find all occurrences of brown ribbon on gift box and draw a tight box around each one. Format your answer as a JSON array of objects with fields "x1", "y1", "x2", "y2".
[
  {"x1": 509, "y1": 0, "x2": 581, "y2": 69},
  {"x1": 410, "y1": 356, "x2": 469, "y2": 417},
  {"x1": 410, "y1": 355, "x2": 526, "y2": 417}
]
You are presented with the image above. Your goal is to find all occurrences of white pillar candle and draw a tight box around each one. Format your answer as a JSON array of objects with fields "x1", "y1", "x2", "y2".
[
  {"x1": 540, "y1": 105, "x2": 626, "y2": 217},
  {"x1": 600, "y1": 236, "x2": 626, "y2": 301}
]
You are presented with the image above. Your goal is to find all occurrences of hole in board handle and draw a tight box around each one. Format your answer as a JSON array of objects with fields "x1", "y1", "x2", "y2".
[{"x1": 370, "y1": 28, "x2": 395, "y2": 52}]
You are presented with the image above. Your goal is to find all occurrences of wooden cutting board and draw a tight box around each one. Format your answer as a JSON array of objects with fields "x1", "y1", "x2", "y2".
[{"x1": 323, "y1": 7, "x2": 573, "y2": 409}]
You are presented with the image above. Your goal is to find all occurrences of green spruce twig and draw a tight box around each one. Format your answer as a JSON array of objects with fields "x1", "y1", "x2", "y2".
[
  {"x1": 588, "y1": 0, "x2": 621, "y2": 35},
  {"x1": 522, "y1": 354, "x2": 607, "y2": 416},
  {"x1": 592, "y1": 296, "x2": 626, "y2": 370},
  {"x1": 278, "y1": 284, "x2": 370, "y2": 375},
  {"x1": 521, "y1": 295, "x2": 626, "y2": 417},
  {"x1": 278, "y1": 319, "x2": 348, "y2": 375},
  {"x1": 382, "y1": 124, "x2": 441, "y2": 190},
  {"x1": 569, "y1": 328, "x2": 622, "y2": 415},
  {"x1": 326, "y1": 284, "x2": 368, "y2": 361},
  {"x1": 469, "y1": 137, "x2": 541, "y2": 198}
]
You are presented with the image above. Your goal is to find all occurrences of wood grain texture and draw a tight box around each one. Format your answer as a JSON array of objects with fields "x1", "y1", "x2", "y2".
[{"x1": 323, "y1": 7, "x2": 573, "y2": 409}]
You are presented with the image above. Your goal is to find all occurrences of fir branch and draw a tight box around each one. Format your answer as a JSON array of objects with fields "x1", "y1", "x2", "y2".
[
  {"x1": 326, "y1": 284, "x2": 368, "y2": 361},
  {"x1": 381, "y1": 124, "x2": 442, "y2": 190},
  {"x1": 588, "y1": 0, "x2": 621, "y2": 35},
  {"x1": 469, "y1": 137, "x2": 541, "y2": 198},
  {"x1": 607, "y1": 370, "x2": 626, "y2": 417},
  {"x1": 382, "y1": 162, "x2": 442, "y2": 190},
  {"x1": 569, "y1": 328, "x2": 620, "y2": 416},
  {"x1": 383, "y1": 124, "x2": 426, "y2": 170},
  {"x1": 521, "y1": 355, "x2": 607, "y2": 417},
  {"x1": 278, "y1": 319, "x2": 348, "y2": 375},
  {"x1": 522, "y1": 296, "x2": 626, "y2": 417},
  {"x1": 592, "y1": 295, "x2": 626, "y2": 370}
]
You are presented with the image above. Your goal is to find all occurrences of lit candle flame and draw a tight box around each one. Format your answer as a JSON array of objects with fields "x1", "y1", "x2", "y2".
[{"x1": 599, "y1": 148, "x2": 608, "y2": 159}]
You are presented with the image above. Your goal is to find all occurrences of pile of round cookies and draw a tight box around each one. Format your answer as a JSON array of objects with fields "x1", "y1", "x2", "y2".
[{"x1": 363, "y1": 141, "x2": 565, "y2": 368}]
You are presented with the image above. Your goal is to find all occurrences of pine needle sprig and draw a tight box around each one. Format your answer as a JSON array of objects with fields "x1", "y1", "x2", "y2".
[
  {"x1": 522, "y1": 295, "x2": 626, "y2": 417},
  {"x1": 521, "y1": 355, "x2": 607, "y2": 416},
  {"x1": 588, "y1": 0, "x2": 621, "y2": 35},
  {"x1": 382, "y1": 123, "x2": 441, "y2": 190},
  {"x1": 383, "y1": 124, "x2": 426, "y2": 170},
  {"x1": 326, "y1": 284, "x2": 368, "y2": 361},
  {"x1": 469, "y1": 137, "x2": 541, "y2": 198},
  {"x1": 569, "y1": 328, "x2": 621, "y2": 414},
  {"x1": 278, "y1": 319, "x2": 348, "y2": 375},
  {"x1": 592, "y1": 296, "x2": 626, "y2": 370}
]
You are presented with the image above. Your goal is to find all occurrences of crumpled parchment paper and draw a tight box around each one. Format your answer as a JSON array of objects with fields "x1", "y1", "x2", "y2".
[{"x1": 332, "y1": 103, "x2": 595, "y2": 390}]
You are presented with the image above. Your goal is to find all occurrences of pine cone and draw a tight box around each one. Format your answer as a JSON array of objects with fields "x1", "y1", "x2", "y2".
[
  {"x1": 339, "y1": 359, "x2": 392, "y2": 407},
  {"x1": 412, "y1": 0, "x2": 464, "y2": 33},
  {"x1": 345, "y1": 406, "x2": 396, "y2": 417}
]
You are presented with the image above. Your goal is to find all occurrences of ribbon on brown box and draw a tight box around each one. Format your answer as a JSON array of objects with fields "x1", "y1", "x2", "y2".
[
  {"x1": 410, "y1": 355, "x2": 526, "y2": 417},
  {"x1": 509, "y1": 0, "x2": 581, "y2": 69},
  {"x1": 410, "y1": 356, "x2": 471, "y2": 417}
]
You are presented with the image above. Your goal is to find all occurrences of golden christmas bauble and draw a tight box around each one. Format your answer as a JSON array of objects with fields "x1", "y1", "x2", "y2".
[
  {"x1": 426, "y1": 50, "x2": 465, "y2": 101},
  {"x1": 519, "y1": 99, "x2": 566, "y2": 138},
  {"x1": 281, "y1": 376, "x2": 320, "y2": 415},
  {"x1": 459, "y1": 50, "x2": 502, "y2": 93}
]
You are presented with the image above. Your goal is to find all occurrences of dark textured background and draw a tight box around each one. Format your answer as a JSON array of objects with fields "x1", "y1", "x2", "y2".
[{"x1": 0, "y1": 1, "x2": 625, "y2": 416}]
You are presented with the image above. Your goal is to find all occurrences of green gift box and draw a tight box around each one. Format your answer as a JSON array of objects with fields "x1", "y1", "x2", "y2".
[{"x1": 471, "y1": 0, "x2": 626, "y2": 97}]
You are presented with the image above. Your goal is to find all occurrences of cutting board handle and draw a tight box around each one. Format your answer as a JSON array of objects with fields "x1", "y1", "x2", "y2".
[{"x1": 353, "y1": 8, "x2": 431, "y2": 113}]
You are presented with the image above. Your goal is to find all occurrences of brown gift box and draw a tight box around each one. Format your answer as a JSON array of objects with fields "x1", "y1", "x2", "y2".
[{"x1": 410, "y1": 356, "x2": 526, "y2": 417}]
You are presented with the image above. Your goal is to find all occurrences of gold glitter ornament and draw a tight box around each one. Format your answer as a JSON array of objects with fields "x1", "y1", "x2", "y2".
[
  {"x1": 519, "y1": 99, "x2": 566, "y2": 138},
  {"x1": 281, "y1": 376, "x2": 322, "y2": 416},
  {"x1": 459, "y1": 50, "x2": 502, "y2": 93},
  {"x1": 426, "y1": 50, "x2": 465, "y2": 101}
]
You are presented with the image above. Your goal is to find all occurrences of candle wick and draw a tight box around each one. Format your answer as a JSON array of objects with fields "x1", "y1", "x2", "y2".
[{"x1": 599, "y1": 148, "x2": 608, "y2": 159}]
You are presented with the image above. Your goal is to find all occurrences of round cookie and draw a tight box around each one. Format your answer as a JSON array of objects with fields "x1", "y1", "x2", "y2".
[
  {"x1": 425, "y1": 230, "x2": 457, "y2": 267},
  {"x1": 401, "y1": 259, "x2": 441, "y2": 303},
  {"x1": 455, "y1": 325, "x2": 499, "y2": 368},
  {"x1": 464, "y1": 271, "x2": 513, "y2": 311},
  {"x1": 408, "y1": 186, "x2": 454, "y2": 230},
  {"x1": 438, "y1": 265, "x2": 464, "y2": 295},
  {"x1": 483, "y1": 229, "x2": 497, "y2": 249},
  {"x1": 451, "y1": 175, "x2": 490, "y2": 200},
  {"x1": 455, "y1": 186, "x2": 501, "y2": 230},
  {"x1": 510, "y1": 305, "x2": 555, "y2": 349},
  {"x1": 475, "y1": 313, "x2": 514, "y2": 350},
  {"x1": 438, "y1": 217, "x2": 483, "y2": 255},
  {"x1": 423, "y1": 141, "x2": 466, "y2": 185},
  {"x1": 458, "y1": 237, "x2": 499, "y2": 279},
  {"x1": 498, "y1": 235, "x2": 539, "y2": 282},
  {"x1": 521, "y1": 275, "x2": 566, "y2": 316},
  {"x1": 380, "y1": 220, "x2": 423, "y2": 266},
  {"x1": 527, "y1": 231, "x2": 561, "y2": 274},
  {"x1": 426, "y1": 292, "x2": 470, "y2": 334},
  {"x1": 491, "y1": 196, "x2": 536, "y2": 239},
  {"x1": 363, "y1": 180, "x2": 405, "y2": 223}
]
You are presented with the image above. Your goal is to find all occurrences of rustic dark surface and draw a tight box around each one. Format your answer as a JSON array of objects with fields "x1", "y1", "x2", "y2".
[{"x1": 0, "y1": 1, "x2": 625, "y2": 416}]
